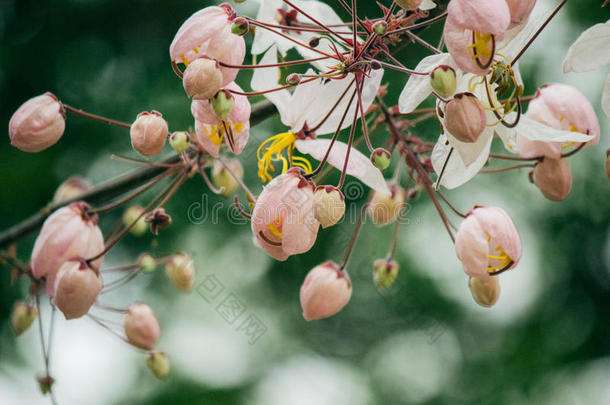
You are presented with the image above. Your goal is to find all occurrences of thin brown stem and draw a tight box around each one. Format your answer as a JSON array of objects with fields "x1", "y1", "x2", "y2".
[{"x1": 63, "y1": 104, "x2": 131, "y2": 129}]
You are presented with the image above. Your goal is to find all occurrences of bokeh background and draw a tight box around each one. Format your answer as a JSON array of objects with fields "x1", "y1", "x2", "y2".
[{"x1": 1, "y1": 0, "x2": 609, "y2": 404}]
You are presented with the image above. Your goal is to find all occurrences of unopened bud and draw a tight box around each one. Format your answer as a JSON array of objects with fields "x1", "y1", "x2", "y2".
[
  {"x1": 309, "y1": 37, "x2": 320, "y2": 47},
  {"x1": 54, "y1": 258, "x2": 103, "y2": 320},
  {"x1": 165, "y1": 252, "x2": 195, "y2": 292},
  {"x1": 170, "y1": 131, "x2": 190, "y2": 152},
  {"x1": 444, "y1": 92, "x2": 486, "y2": 143},
  {"x1": 211, "y1": 158, "x2": 243, "y2": 196},
  {"x1": 300, "y1": 261, "x2": 352, "y2": 321},
  {"x1": 182, "y1": 58, "x2": 223, "y2": 100},
  {"x1": 11, "y1": 301, "x2": 38, "y2": 336},
  {"x1": 139, "y1": 254, "x2": 157, "y2": 273},
  {"x1": 396, "y1": 0, "x2": 423, "y2": 10},
  {"x1": 313, "y1": 186, "x2": 346, "y2": 228},
  {"x1": 231, "y1": 17, "x2": 249, "y2": 36},
  {"x1": 367, "y1": 185, "x2": 405, "y2": 226},
  {"x1": 130, "y1": 111, "x2": 168, "y2": 156},
  {"x1": 286, "y1": 73, "x2": 301, "y2": 86},
  {"x1": 373, "y1": 259, "x2": 399, "y2": 289},
  {"x1": 37, "y1": 375, "x2": 55, "y2": 395},
  {"x1": 532, "y1": 158, "x2": 572, "y2": 201},
  {"x1": 52, "y1": 176, "x2": 92, "y2": 204},
  {"x1": 124, "y1": 303, "x2": 161, "y2": 350},
  {"x1": 370, "y1": 148, "x2": 391, "y2": 171},
  {"x1": 123, "y1": 205, "x2": 147, "y2": 236},
  {"x1": 9, "y1": 92, "x2": 65, "y2": 153},
  {"x1": 146, "y1": 351, "x2": 170, "y2": 380},
  {"x1": 145, "y1": 208, "x2": 171, "y2": 235},
  {"x1": 430, "y1": 65, "x2": 457, "y2": 99},
  {"x1": 370, "y1": 60, "x2": 382, "y2": 70},
  {"x1": 372, "y1": 20, "x2": 388, "y2": 35},
  {"x1": 210, "y1": 90, "x2": 235, "y2": 120},
  {"x1": 469, "y1": 276, "x2": 500, "y2": 307}
]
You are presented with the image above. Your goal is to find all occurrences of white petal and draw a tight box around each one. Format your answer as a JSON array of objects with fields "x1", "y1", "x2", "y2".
[
  {"x1": 603, "y1": 73, "x2": 610, "y2": 118},
  {"x1": 294, "y1": 139, "x2": 390, "y2": 193},
  {"x1": 431, "y1": 134, "x2": 493, "y2": 189},
  {"x1": 498, "y1": 7, "x2": 554, "y2": 60},
  {"x1": 494, "y1": 118, "x2": 518, "y2": 153},
  {"x1": 563, "y1": 20, "x2": 610, "y2": 73},
  {"x1": 398, "y1": 53, "x2": 452, "y2": 114},
  {"x1": 517, "y1": 115, "x2": 594, "y2": 143},
  {"x1": 419, "y1": 0, "x2": 437, "y2": 11}
]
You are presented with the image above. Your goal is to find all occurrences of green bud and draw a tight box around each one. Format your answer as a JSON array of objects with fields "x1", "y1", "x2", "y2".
[
  {"x1": 139, "y1": 254, "x2": 157, "y2": 273},
  {"x1": 169, "y1": 131, "x2": 190, "y2": 153},
  {"x1": 123, "y1": 205, "x2": 147, "y2": 236},
  {"x1": 37, "y1": 375, "x2": 55, "y2": 395},
  {"x1": 231, "y1": 17, "x2": 249, "y2": 36},
  {"x1": 11, "y1": 301, "x2": 38, "y2": 336},
  {"x1": 146, "y1": 351, "x2": 170, "y2": 380},
  {"x1": 372, "y1": 21, "x2": 387, "y2": 35},
  {"x1": 468, "y1": 276, "x2": 500, "y2": 308},
  {"x1": 370, "y1": 148, "x2": 391, "y2": 171},
  {"x1": 373, "y1": 259, "x2": 399, "y2": 289},
  {"x1": 210, "y1": 90, "x2": 235, "y2": 120},
  {"x1": 429, "y1": 65, "x2": 457, "y2": 99}
]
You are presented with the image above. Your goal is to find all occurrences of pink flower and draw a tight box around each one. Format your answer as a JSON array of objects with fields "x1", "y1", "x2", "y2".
[
  {"x1": 531, "y1": 158, "x2": 572, "y2": 201},
  {"x1": 9, "y1": 92, "x2": 65, "y2": 152},
  {"x1": 517, "y1": 84, "x2": 600, "y2": 159},
  {"x1": 455, "y1": 206, "x2": 521, "y2": 278},
  {"x1": 191, "y1": 82, "x2": 250, "y2": 157},
  {"x1": 130, "y1": 111, "x2": 169, "y2": 157},
  {"x1": 444, "y1": 0, "x2": 511, "y2": 75},
  {"x1": 169, "y1": 5, "x2": 244, "y2": 86},
  {"x1": 251, "y1": 168, "x2": 319, "y2": 261},
  {"x1": 300, "y1": 261, "x2": 352, "y2": 321},
  {"x1": 505, "y1": 0, "x2": 537, "y2": 29},
  {"x1": 54, "y1": 258, "x2": 103, "y2": 320},
  {"x1": 31, "y1": 202, "x2": 104, "y2": 296},
  {"x1": 124, "y1": 303, "x2": 161, "y2": 350}
]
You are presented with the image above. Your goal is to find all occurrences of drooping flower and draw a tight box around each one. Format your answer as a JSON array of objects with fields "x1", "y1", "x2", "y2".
[
  {"x1": 130, "y1": 111, "x2": 169, "y2": 157},
  {"x1": 54, "y1": 257, "x2": 103, "y2": 320},
  {"x1": 124, "y1": 303, "x2": 161, "y2": 350},
  {"x1": 191, "y1": 82, "x2": 251, "y2": 157},
  {"x1": 182, "y1": 58, "x2": 224, "y2": 100},
  {"x1": 455, "y1": 206, "x2": 521, "y2": 278},
  {"x1": 531, "y1": 157, "x2": 572, "y2": 201},
  {"x1": 251, "y1": 168, "x2": 319, "y2": 261},
  {"x1": 9, "y1": 92, "x2": 65, "y2": 153},
  {"x1": 169, "y1": 4, "x2": 244, "y2": 85},
  {"x1": 300, "y1": 260, "x2": 352, "y2": 321},
  {"x1": 251, "y1": 46, "x2": 388, "y2": 192},
  {"x1": 31, "y1": 202, "x2": 104, "y2": 296}
]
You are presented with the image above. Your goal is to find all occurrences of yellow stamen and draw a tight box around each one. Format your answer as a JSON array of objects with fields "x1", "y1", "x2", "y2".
[
  {"x1": 468, "y1": 33, "x2": 494, "y2": 60},
  {"x1": 257, "y1": 132, "x2": 298, "y2": 182},
  {"x1": 268, "y1": 217, "x2": 283, "y2": 238}
]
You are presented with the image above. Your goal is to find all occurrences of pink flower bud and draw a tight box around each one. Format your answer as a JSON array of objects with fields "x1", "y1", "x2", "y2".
[
  {"x1": 124, "y1": 303, "x2": 160, "y2": 350},
  {"x1": 165, "y1": 252, "x2": 195, "y2": 292},
  {"x1": 300, "y1": 261, "x2": 352, "y2": 321},
  {"x1": 367, "y1": 185, "x2": 405, "y2": 226},
  {"x1": 313, "y1": 186, "x2": 346, "y2": 229},
  {"x1": 9, "y1": 92, "x2": 65, "y2": 152},
  {"x1": 505, "y1": 0, "x2": 537, "y2": 29},
  {"x1": 182, "y1": 58, "x2": 223, "y2": 100},
  {"x1": 54, "y1": 258, "x2": 103, "y2": 320},
  {"x1": 532, "y1": 158, "x2": 572, "y2": 201},
  {"x1": 31, "y1": 202, "x2": 104, "y2": 296},
  {"x1": 455, "y1": 206, "x2": 521, "y2": 278},
  {"x1": 444, "y1": 92, "x2": 486, "y2": 143},
  {"x1": 130, "y1": 111, "x2": 168, "y2": 156},
  {"x1": 52, "y1": 176, "x2": 92, "y2": 204},
  {"x1": 286, "y1": 73, "x2": 301, "y2": 86}
]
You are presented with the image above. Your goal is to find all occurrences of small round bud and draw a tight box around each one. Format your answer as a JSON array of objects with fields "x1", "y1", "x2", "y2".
[
  {"x1": 396, "y1": 0, "x2": 423, "y2": 10},
  {"x1": 231, "y1": 17, "x2": 249, "y2": 36},
  {"x1": 286, "y1": 73, "x2": 301, "y2": 86},
  {"x1": 165, "y1": 252, "x2": 195, "y2": 292},
  {"x1": 372, "y1": 20, "x2": 388, "y2": 35},
  {"x1": 370, "y1": 148, "x2": 392, "y2": 171},
  {"x1": 123, "y1": 205, "x2": 147, "y2": 236},
  {"x1": 145, "y1": 208, "x2": 172, "y2": 235},
  {"x1": 430, "y1": 65, "x2": 457, "y2": 99},
  {"x1": 9, "y1": 92, "x2": 65, "y2": 153},
  {"x1": 182, "y1": 58, "x2": 223, "y2": 100},
  {"x1": 124, "y1": 303, "x2": 161, "y2": 350},
  {"x1": 37, "y1": 375, "x2": 55, "y2": 395},
  {"x1": 367, "y1": 185, "x2": 405, "y2": 226},
  {"x1": 146, "y1": 351, "x2": 170, "y2": 380},
  {"x1": 532, "y1": 158, "x2": 572, "y2": 201},
  {"x1": 309, "y1": 37, "x2": 321, "y2": 47},
  {"x1": 169, "y1": 131, "x2": 191, "y2": 152},
  {"x1": 139, "y1": 254, "x2": 157, "y2": 273},
  {"x1": 605, "y1": 149, "x2": 610, "y2": 180},
  {"x1": 11, "y1": 301, "x2": 38, "y2": 336},
  {"x1": 130, "y1": 111, "x2": 168, "y2": 156},
  {"x1": 370, "y1": 60, "x2": 382, "y2": 70},
  {"x1": 211, "y1": 158, "x2": 243, "y2": 196},
  {"x1": 313, "y1": 186, "x2": 346, "y2": 228},
  {"x1": 300, "y1": 261, "x2": 352, "y2": 321},
  {"x1": 54, "y1": 258, "x2": 103, "y2": 320},
  {"x1": 444, "y1": 92, "x2": 486, "y2": 143},
  {"x1": 469, "y1": 276, "x2": 500, "y2": 308},
  {"x1": 210, "y1": 90, "x2": 235, "y2": 120},
  {"x1": 373, "y1": 259, "x2": 400, "y2": 289},
  {"x1": 52, "y1": 176, "x2": 92, "y2": 204}
]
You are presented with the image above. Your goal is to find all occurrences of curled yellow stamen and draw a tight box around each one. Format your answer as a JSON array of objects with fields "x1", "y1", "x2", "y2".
[{"x1": 257, "y1": 132, "x2": 310, "y2": 182}]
